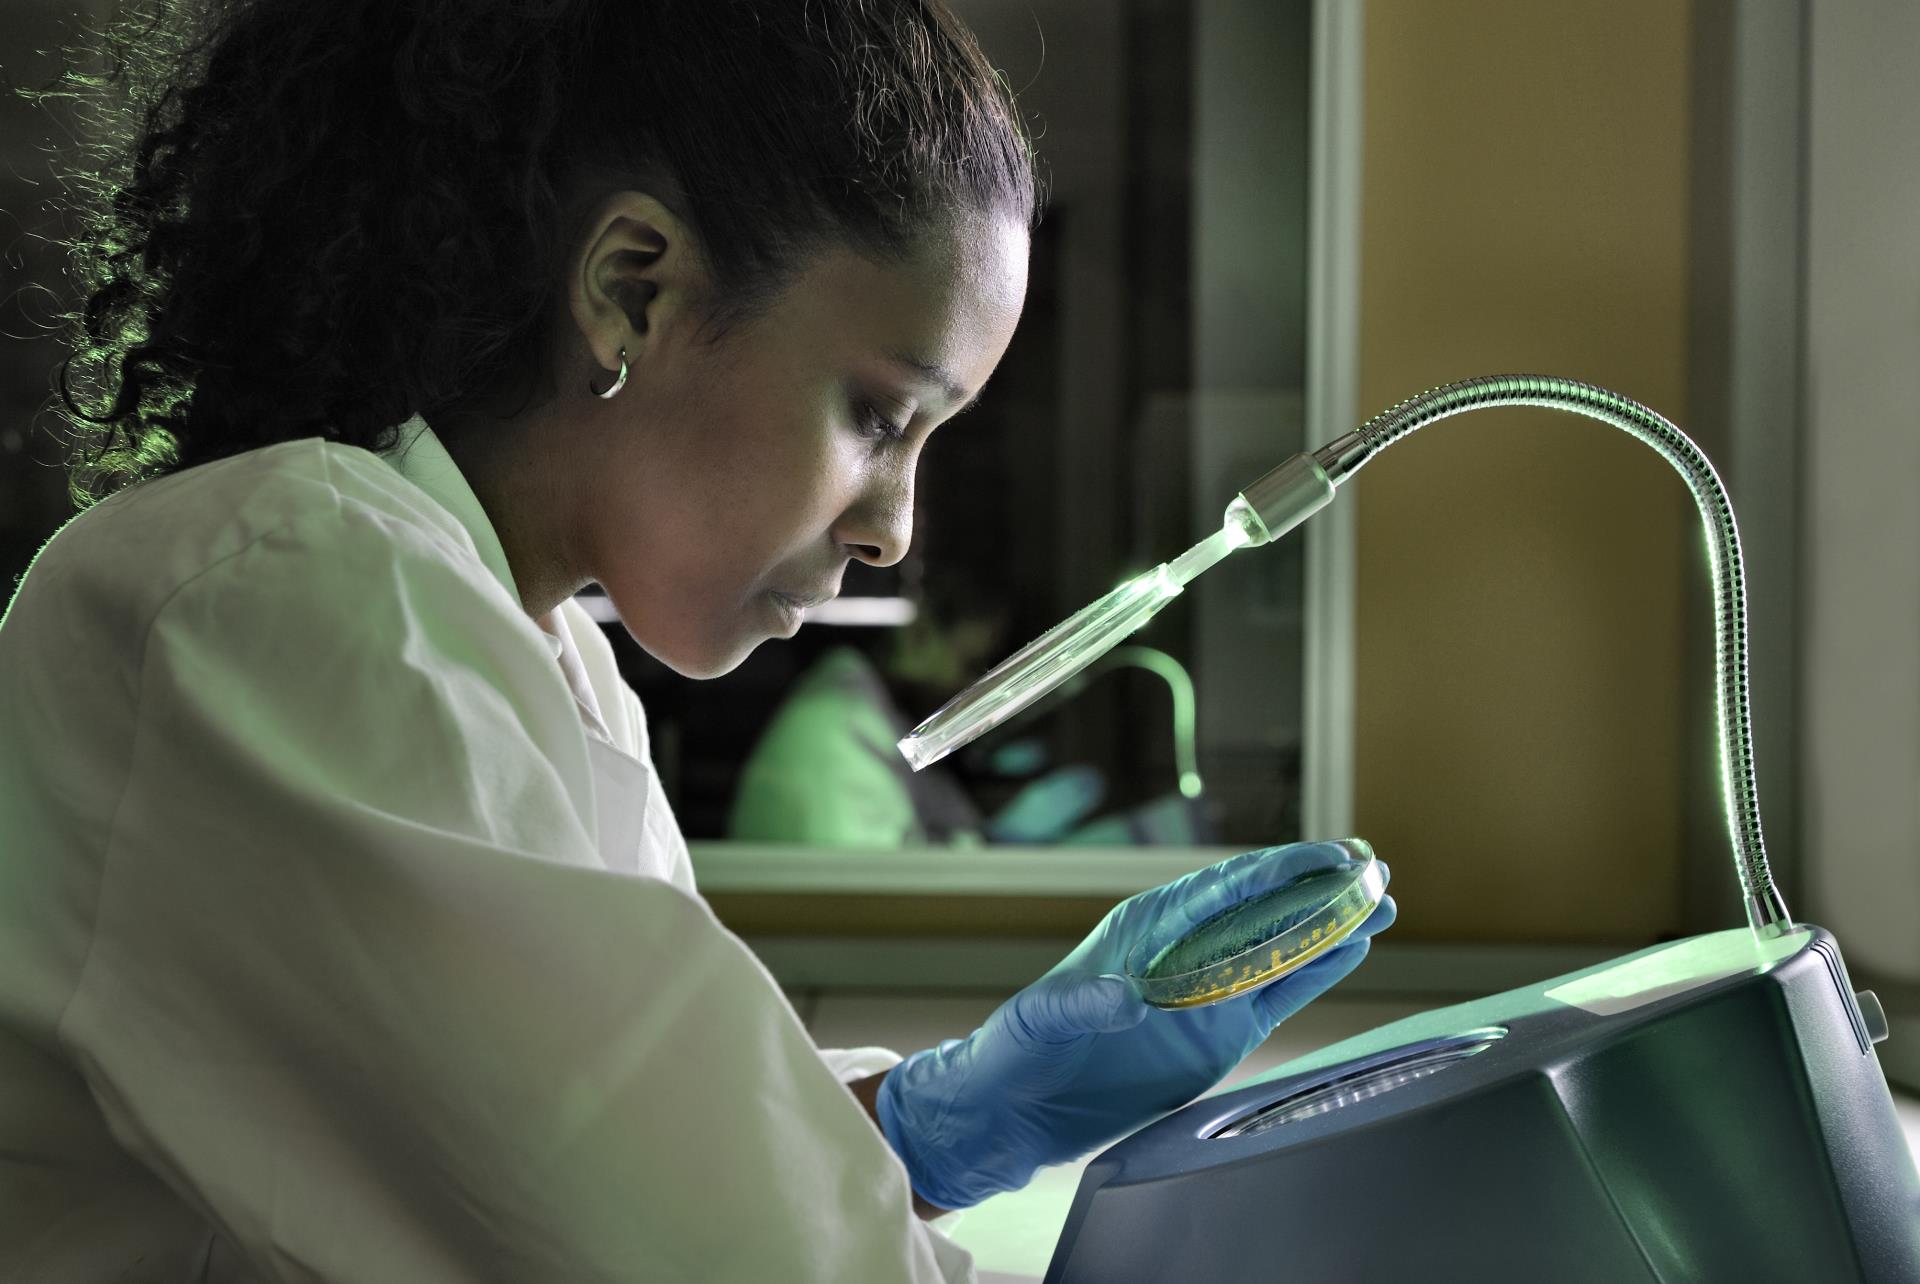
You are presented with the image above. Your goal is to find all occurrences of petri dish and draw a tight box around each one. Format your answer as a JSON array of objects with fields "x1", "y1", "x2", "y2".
[{"x1": 1126, "y1": 839, "x2": 1389, "y2": 1010}]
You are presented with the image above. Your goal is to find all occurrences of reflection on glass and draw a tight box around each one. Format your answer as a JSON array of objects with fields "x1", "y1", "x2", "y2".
[
  {"x1": 898, "y1": 515, "x2": 1250, "y2": 773},
  {"x1": 608, "y1": 0, "x2": 1315, "y2": 846},
  {"x1": 726, "y1": 642, "x2": 1205, "y2": 849}
]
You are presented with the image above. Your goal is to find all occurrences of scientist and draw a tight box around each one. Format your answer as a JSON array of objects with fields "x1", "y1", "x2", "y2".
[{"x1": 0, "y1": 1, "x2": 1395, "y2": 1280}]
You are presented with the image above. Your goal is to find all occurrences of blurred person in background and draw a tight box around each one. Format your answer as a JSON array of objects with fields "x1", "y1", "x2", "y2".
[{"x1": 729, "y1": 566, "x2": 1108, "y2": 848}]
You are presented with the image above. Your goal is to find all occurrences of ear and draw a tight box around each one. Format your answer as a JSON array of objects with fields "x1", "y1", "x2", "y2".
[{"x1": 566, "y1": 191, "x2": 707, "y2": 377}]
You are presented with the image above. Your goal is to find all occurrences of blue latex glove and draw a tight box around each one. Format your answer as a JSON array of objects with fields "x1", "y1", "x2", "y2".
[{"x1": 875, "y1": 840, "x2": 1396, "y2": 1210}]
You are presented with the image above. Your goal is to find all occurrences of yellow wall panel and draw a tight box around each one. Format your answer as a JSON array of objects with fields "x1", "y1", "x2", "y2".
[{"x1": 1355, "y1": 0, "x2": 1694, "y2": 941}]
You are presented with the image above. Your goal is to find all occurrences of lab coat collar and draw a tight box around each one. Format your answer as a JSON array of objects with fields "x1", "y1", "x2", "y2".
[
  {"x1": 379, "y1": 414, "x2": 534, "y2": 643},
  {"x1": 541, "y1": 604, "x2": 613, "y2": 741}
]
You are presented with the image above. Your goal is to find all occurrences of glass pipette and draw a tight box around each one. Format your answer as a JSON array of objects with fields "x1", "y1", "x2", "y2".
[{"x1": 897, "y1": 450, "x2": 1338, "y2": 773}]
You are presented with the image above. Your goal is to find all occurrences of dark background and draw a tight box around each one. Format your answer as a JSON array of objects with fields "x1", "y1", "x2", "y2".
[{"x1": 2, "y1": 0, "x2": 1315, "y2": 845}]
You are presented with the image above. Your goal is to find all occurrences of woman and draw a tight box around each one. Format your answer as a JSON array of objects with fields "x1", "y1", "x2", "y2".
[{"x1": 0, "y1": 2, "x2": 1395, "y2": 1279}]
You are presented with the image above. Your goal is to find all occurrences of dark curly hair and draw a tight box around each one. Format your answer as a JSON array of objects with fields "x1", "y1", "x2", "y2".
[{"x1": 23, "y1": 0, "x2": 1041, "y2": 510}]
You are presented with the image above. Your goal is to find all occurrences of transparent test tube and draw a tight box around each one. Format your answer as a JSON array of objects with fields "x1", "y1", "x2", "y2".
[{"x1": 896, "y1": 505, "x2": 1262, "y2": 772}]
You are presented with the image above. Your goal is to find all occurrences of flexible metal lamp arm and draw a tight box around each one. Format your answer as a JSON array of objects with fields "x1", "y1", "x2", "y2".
[{"x1": 1234, "y1": 374, "x2": 1792, "y2": 938}]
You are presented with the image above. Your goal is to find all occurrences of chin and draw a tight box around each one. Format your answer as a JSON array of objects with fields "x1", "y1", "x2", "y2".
[
  {"x1": 597, "y1": 587, "x2": 773, "y2": 680},
  {"x1": 629, "y1": 629, "x2": 764, "y2": 681}
]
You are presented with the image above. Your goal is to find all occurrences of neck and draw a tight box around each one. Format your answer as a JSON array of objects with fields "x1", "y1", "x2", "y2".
[{"x1": 435, "y1": 403, "x2": 593, "y2": 619}]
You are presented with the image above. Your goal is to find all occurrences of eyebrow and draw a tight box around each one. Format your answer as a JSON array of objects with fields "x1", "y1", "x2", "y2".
[{"x1": 886, "y1": 349, "x2": 979, "y2": 415}]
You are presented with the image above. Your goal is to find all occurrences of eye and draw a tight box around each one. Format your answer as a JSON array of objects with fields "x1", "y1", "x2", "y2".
[{"x1": 851, "y1": 398, "x2": 911, "y2": 445}]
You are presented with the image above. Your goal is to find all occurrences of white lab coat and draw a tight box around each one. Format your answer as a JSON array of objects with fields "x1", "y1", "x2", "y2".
[{"x1": 0, "y1": 415, "x2": 974, "y2": 1282}]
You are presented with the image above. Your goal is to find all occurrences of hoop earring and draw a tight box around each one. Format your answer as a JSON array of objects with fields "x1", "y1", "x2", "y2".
[{"x1": 591, "y1": 346, "x2": 629, "y2": 400}]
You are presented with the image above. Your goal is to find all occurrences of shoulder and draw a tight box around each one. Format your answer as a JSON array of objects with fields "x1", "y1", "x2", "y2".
[
  {"x1": 118, "y1": 437, "x2": 487, "y2": 585},
  {"x1": 3, "y1": 439, "x2": 531, "y2": 698},
  {"x1": 1, "y1": 437, "x2": 578, "y2": 838},
  {"x1": 13, "y1": 439, "x2": 502, "y2": 630},
  {"x1": 121, "y1": 452, "x2": 588, "y2": 812}
]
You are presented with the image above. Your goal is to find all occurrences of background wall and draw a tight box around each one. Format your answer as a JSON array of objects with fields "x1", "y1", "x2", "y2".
[
  {"x1": 0, "y1": 2, "x2": 94, "y2": 590},
  {"x1": 1802, "y1": 2, "x2": 1920, "y2": 1000},
  {"x1": 1352, "y1": 0, "x2": 1696, "y2": 943}
]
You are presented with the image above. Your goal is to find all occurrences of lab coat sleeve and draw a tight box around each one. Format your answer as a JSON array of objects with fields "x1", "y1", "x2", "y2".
[
  {"x1": 57, "y1": 501, "x2": 972, "y2": 1284},
  {"x1": 817, "y1": 1046, "x2": 906, "y2": 1084}
]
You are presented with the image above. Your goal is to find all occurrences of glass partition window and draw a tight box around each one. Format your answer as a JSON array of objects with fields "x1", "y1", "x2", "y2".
[
  {"x1": 0, "y1": 0, "x2": 1316, "y2": 856},
  {"x1": 599, "y1": 0, "x2": 1317, "y2": 850}
]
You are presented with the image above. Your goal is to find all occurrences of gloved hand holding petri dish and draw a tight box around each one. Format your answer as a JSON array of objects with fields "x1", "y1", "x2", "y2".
[
  {"x1": 1127, "y1": 838, "x2": 1390, "y2": 1009},
  {"x1": 875, "y1": 840, "x2": 1394, "y2": 1210}
]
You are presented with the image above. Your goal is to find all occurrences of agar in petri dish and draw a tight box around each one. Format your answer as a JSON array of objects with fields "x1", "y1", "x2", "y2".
[{"x1": 1126, "y1": 841, "x2": 1389, "y2": 1010}]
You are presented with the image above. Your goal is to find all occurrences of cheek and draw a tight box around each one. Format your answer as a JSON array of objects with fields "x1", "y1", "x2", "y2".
[
  {"x1": 679, "y1": 421, "x2": 863, "y2": 583},
  {"x1": 729, "y1": 401, "x2": 866, "y2": 513}
]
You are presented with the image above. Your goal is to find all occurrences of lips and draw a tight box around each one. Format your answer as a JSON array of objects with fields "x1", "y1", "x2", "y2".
[{"x1": 772, "y1": 585, "x2": 839, "y2": 609}]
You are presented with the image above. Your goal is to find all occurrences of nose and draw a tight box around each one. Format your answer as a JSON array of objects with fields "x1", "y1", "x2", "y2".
[{"x1": 835, "y1": 468, "x2": 914, "y2": 569}]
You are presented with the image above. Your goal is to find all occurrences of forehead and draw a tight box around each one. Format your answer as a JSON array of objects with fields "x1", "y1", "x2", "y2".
[{"x1": 770, "y1": 216, "x2": 1028, "y2": 384}]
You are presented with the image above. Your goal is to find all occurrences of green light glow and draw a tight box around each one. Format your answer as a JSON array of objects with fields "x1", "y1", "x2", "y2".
[{"x1": 1544, "y1": 927, "x2": 1810, "y2": 1016}]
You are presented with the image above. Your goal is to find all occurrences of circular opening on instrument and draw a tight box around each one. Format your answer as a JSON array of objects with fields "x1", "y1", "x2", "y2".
[{"x1": 1211, "y1": 1027, "x2": 1508, "y2": 1139}]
